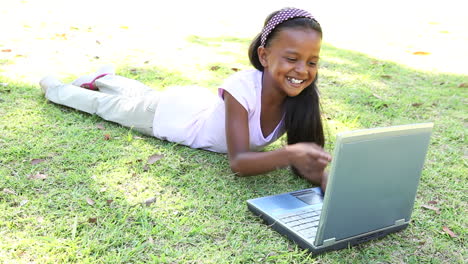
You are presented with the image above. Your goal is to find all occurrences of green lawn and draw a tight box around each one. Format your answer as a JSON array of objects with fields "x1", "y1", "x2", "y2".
[{"x1": 0, "y1": 35, "x2": 466, "y2": 263}]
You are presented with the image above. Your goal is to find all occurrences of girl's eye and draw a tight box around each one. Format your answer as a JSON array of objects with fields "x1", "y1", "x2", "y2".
[
  {"x1": 286, "y1": 57, "x2": 297, "y2": 62},
  {"x1": 308, "y1": 61, "x2": 317, "y2": 66}
]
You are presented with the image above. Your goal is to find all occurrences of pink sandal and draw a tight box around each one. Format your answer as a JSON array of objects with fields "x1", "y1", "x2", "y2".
[{"x1": 80, "y1": 73, "x2": 109, "y2": 90}]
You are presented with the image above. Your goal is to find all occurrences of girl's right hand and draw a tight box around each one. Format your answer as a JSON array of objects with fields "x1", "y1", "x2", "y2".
[{"x1": 286, "y1": 142, "x2": 332, "y2": 185}]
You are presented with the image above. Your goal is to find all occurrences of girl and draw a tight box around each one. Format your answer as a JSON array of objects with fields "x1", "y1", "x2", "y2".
[{"x1": 39, "y1": 7, "x2": 332, "y2": 190}]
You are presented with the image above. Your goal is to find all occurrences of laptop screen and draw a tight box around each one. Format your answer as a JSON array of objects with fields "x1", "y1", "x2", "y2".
[{"x1": 315, "y1": 124, "x2": 433, "y2": 245}]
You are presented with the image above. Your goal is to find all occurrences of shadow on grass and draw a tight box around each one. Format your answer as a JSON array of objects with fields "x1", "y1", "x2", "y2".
[{"x1": 0, "y1": 42, "x2": 466, "y2": 263}]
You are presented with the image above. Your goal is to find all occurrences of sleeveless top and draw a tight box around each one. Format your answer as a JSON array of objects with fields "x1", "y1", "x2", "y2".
[{"x1": 152, "y1": 69, "x2": 285, "y2": 153}]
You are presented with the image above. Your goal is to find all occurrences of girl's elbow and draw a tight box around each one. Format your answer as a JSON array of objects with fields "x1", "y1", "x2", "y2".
[{"x1": 229, "y1": 159, "x2": 248, "y2": 177}]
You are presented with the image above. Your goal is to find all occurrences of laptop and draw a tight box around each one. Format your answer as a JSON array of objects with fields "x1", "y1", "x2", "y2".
[{"x1": 247, "y1": 123, "x2": 433, "y2": 254}]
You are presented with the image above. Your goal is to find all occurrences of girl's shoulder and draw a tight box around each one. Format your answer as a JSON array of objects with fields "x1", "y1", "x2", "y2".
[
  {"x1": 222, "y1": 69, "x2": 262, "y2": 90},
  {"x1": 225, "y1": 68, "x2": 262, "y2": 82},
  {"x1": 220, "y1": 69, "x2": 263, "y2": 112}
]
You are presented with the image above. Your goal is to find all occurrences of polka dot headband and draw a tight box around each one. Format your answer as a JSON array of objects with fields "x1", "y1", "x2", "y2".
[{"x1": 260, "y1": 8, "x2": 315, "y2": 47}]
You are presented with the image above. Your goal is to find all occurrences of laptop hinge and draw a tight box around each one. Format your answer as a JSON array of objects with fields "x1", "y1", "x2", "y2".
[
  {"x1": 323, "y1": 238, "x2": 336, "y2": 246},
  {"x1": 394, "y1": 219, "x2": 406, "y2": 226}
]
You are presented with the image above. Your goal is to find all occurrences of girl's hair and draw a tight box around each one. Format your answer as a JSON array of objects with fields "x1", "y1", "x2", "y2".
[{"x1": 248, "y1": 9, "x2": 325, "y2": 175}]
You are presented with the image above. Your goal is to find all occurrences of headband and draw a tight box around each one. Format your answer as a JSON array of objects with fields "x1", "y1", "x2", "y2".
[{"x1": 260, "y1": 8, "x2": 315, "y2": 47}]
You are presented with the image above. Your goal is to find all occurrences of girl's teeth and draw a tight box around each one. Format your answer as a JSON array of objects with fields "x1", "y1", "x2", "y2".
[{"x1": 288, "y1": 77, "x2": 303, "y2": 84}]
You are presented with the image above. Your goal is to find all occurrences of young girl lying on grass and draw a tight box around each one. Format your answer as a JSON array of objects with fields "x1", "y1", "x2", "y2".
[{"x1": 39, "y1": 7, "x2": 332, "y2": 190}]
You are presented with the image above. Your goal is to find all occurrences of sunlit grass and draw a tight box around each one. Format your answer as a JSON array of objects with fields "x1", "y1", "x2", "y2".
[
  {"x1": 1, "y1": 0, "x2": 467, "y2": 261},
  {"x1": 1, "y1": 33, "x2": 466, "y2": 262}
]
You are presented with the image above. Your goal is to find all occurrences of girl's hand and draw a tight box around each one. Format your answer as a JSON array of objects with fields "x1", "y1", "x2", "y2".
[{"x1": 286, "y1": 143, "x2": 331, "y2": 187}]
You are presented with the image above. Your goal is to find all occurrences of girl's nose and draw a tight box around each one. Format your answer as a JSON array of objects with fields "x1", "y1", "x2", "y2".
[{"x1": 294, "y1": 62, "x2": 307, "y2": 75}]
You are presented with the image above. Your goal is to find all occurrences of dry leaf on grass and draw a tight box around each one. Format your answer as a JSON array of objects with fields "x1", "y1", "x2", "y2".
[
  {"x1": 413, "y1": 51, "x2": 431, "y2": 55},
  {"x1": 372, "y1": 93, "x2": 384, "y2": 100},
  {"x1": 421, "y1": 204, "x2": 441, "y2": 214},
  {"x1": 458, "y1": 83, "x2": 468, "y2": 88},
  {"x1": 28, "y1": 173, "x2": 47, "y2": 180},
  {"x1": 88, "y1": 217, "x2": 97, "y2": 224},
  {"x1": 147, "y1": 154, "x2": 164, "y2": 165},
  {"x1": 144, "y1": 154, "x2": 164, "y2": 171},
  {"x1": 104, "y1": 134, "x2": 111, "y2": 140},
  {"x1": 370, "y1": 60, "x2": 386, "y2": 66},
  {"x1": 96, "y1": 123, "x2": 105, "y2": 130},
  {"x1": 31, "y1": 158, "x2": 46, "y2": 165},
  {"x1": 86, "y1": 197, "x2": 95, "y2": 206},
  {"x1": 54, "y1": 33, "x2": 67, "y2": 40},
  {"x1": 3, "y1": 188, "x2": 17, "y2": 195},
  {"x1": 144, "y1": 197, "x2": 157, "y2": 206},
  {"x1": 442, "y1": 226, "x2": 457, "y2": 238}
]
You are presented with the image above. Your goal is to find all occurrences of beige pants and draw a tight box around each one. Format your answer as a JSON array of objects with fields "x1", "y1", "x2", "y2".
[{"x1": 45, "y1": 75, "x2": 160, "y2": 136}]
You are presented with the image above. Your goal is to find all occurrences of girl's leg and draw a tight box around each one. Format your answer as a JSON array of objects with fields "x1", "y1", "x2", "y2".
[
  {"x1": 72, "y1": 64, "x2": 115, "y2": 90},
  {"x1": 40, "y1": 76, "x2": 159, "y2": 136},
  {"x1": 72, "y1": 65, "x2": 159, "y2": 97},
  {"x1": 95, "y1": 75, "x2": 159, "y2": 97}
]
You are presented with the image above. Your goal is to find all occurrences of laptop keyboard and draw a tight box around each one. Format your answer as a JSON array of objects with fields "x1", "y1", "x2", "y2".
[{"x1": 278, "y1": 208, "x2": 322, "y2": 240}]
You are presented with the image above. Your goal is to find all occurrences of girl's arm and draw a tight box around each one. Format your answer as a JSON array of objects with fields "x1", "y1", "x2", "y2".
[{"x1": 224, "y1": 91, "x2": 331, "y2": 184}]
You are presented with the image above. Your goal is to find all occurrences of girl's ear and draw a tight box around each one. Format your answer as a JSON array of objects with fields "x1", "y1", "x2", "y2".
[{"x1": 257, "y1": 46, "x2": 268, "y2": 68}]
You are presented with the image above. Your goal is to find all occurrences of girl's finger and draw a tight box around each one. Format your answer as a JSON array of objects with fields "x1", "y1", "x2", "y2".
[
  {"x1": 308, "y1": 149, "x2": 331, "y2": 161},
  {"x1": 315, "y1": 158, "x2": 330, "y2": 167}
]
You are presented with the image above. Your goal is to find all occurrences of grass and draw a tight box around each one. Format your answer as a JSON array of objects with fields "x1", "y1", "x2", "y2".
[{"x1": 0, "y1": 33, "x2": 466, "y2": 263}]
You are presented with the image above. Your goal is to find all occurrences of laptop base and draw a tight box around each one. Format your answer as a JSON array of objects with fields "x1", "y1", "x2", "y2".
[{"x1": 248, "y1": 201, "x2": 409, "y2": 254}]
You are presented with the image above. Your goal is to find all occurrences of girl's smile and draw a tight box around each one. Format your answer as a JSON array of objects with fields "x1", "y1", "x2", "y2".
[{"x1": 258, "y1": 28, "x2": 321, "y2": 98}]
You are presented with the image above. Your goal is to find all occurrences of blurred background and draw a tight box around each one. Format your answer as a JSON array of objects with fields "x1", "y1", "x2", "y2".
[{"x1": 1, "y1": 0, "x2": 467, "y2": 83}]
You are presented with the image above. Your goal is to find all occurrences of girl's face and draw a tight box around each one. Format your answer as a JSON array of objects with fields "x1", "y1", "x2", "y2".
[{"x1": 258, "y1": 28, "x2": 321, "y2": 98}]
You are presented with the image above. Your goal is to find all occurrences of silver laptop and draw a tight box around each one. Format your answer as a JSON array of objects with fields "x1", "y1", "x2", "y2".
[{"x1": 247, "y1": 123, "x2": 433, "y2": 254}]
